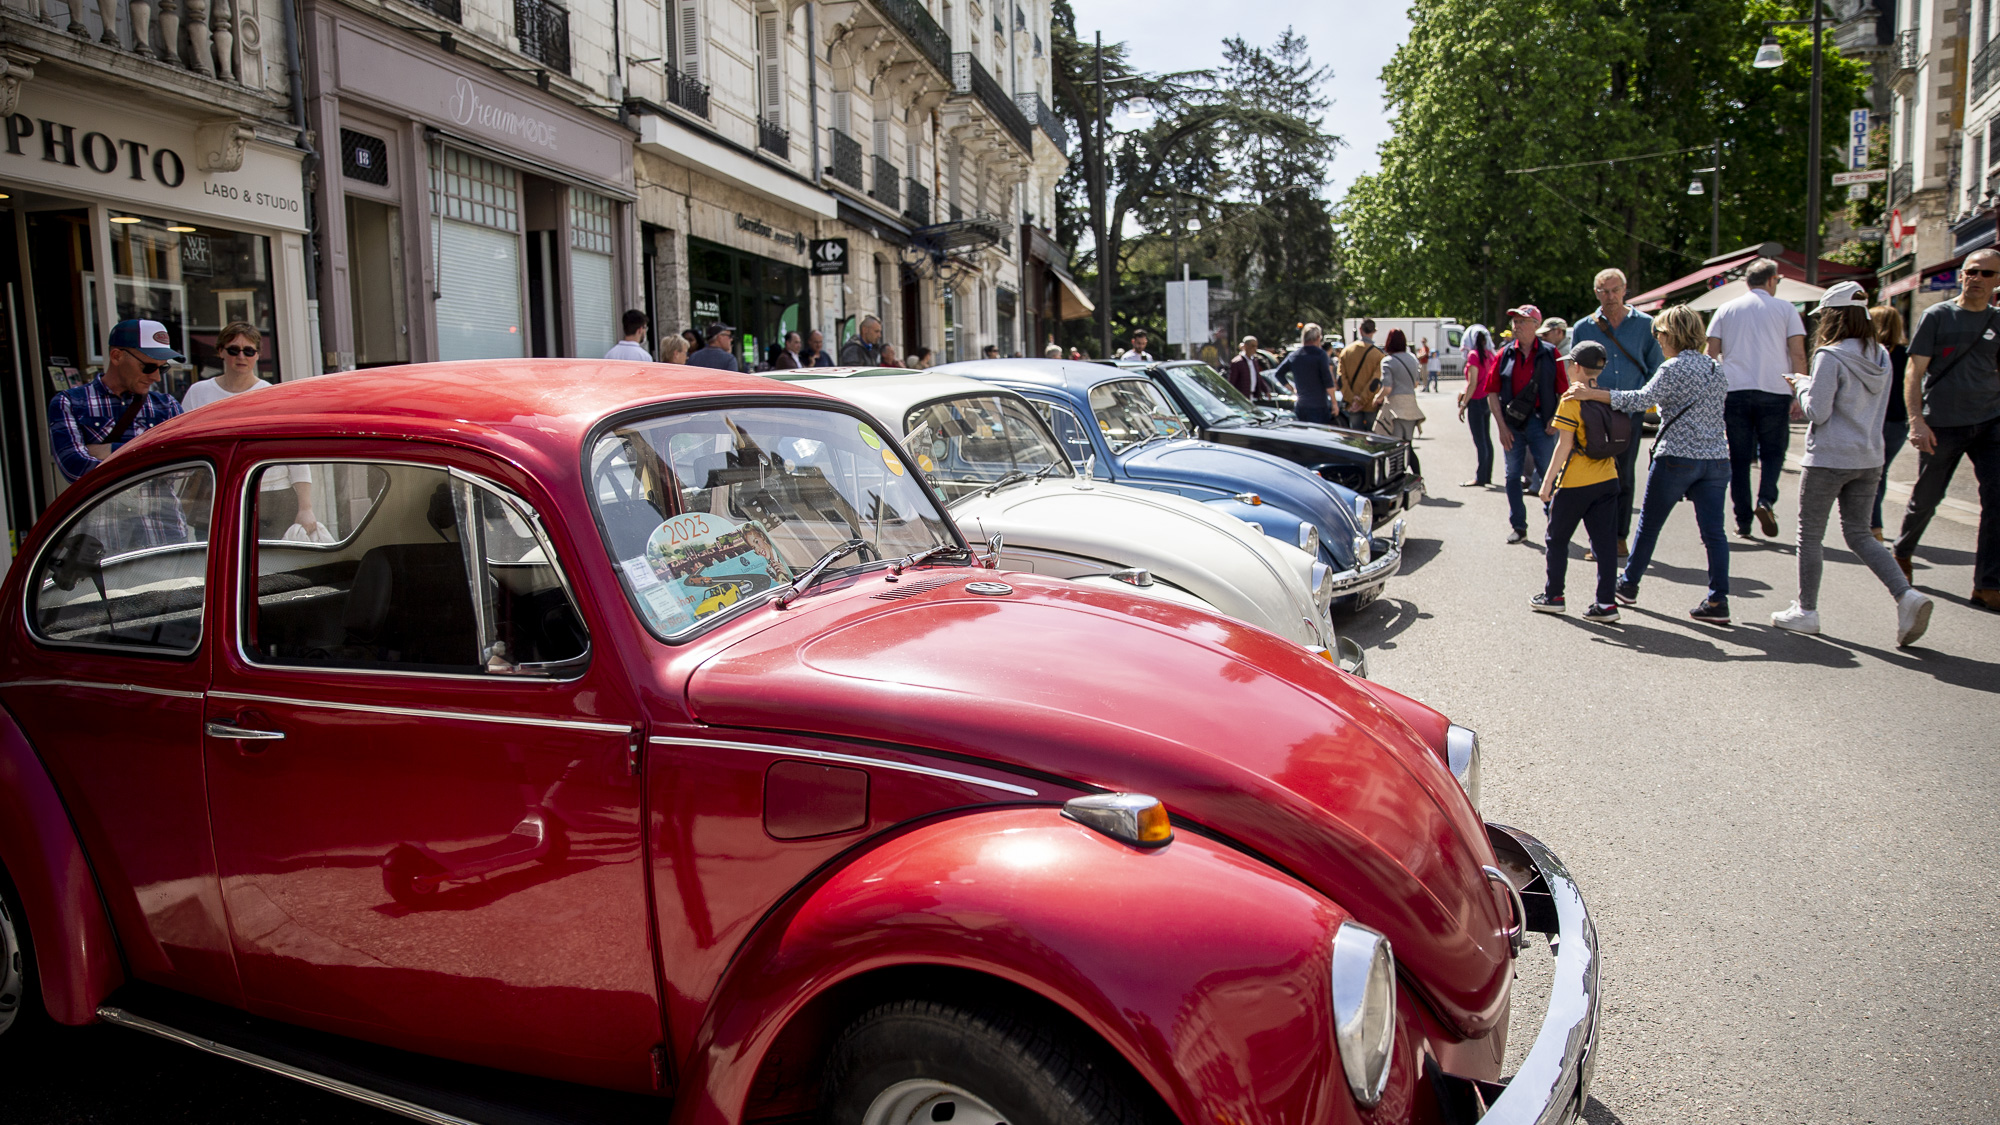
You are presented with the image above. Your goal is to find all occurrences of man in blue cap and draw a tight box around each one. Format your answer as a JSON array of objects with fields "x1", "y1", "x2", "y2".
[{"x1": 49, "y1": 318, "x2": 185, "y2": 481}]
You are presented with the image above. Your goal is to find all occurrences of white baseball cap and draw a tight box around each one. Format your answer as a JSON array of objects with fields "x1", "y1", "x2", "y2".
[{"x1": 1814, "y1": 280, "x2": 1869, "y2": 313}]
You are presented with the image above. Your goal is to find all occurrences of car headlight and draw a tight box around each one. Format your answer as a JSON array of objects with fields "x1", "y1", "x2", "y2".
[
  {"x1": 1350, "y1": 495, "x2": 1373, "y2": 530},
  {"x1": 1446, "y1": 724, "x2": 1480, "y2": 809},
  {"x1": 1297, "y1": 522, "x2": 1320, "y2": 557},
  {"x1": 1331, "y1": 921, "x2": 1397, "y2": 1107},
  {"x1": 1311, "y1": 561, "x2": 1335, "y2": 615},
  {"x1": 1351, "y1": 534, "x2": 1371, "y2": 567}
]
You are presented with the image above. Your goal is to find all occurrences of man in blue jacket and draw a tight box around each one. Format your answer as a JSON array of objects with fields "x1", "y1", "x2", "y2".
[
  {"x1": 1487, "y1": 304, "x2": 1566, "y2": 543},
  {"x1": 1569, "y1": 269, "x2": 1664, "y2": 557},
  {"x1": 1278, "y1": 323, "x2": 1336, "y2": 424}
]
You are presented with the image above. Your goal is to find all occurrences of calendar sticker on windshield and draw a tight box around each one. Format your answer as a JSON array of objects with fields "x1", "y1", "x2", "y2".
[{"x1": 629, "y1": 513, "x2": 790, "y2": 632}]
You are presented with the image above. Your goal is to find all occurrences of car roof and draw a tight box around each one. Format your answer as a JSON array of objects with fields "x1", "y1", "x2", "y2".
[
  {"x1": 929, "y1": 358, "x2": 1154, "y2": 394},
  {"x1": 782, "y1": 369, "x2": 1025, "y2": 430},
  {"x1": 125, "y1": 359, "x2": 844, "y2": 467}
]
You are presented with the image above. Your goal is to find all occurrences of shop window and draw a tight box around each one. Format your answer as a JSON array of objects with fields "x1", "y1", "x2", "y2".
[
  {"x1": 570, "y1": 189, "x2": 618, "y2": 359},
  {"x1": 431, "y1": 146, "x2": 524, "y2": 361},
  {"x1": 108, "y1": 214, "x2": 281, "y2": 398}
]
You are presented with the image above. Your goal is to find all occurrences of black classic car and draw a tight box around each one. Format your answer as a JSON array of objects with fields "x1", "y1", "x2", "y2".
[{"x1": 1127, "y1": 360, "x2": 1424, "y2": 529}]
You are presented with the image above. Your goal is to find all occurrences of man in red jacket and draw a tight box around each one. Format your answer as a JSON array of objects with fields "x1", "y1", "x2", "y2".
[{"x1": 1227, "y1": 336, "x2": 1260, "y2": 396}]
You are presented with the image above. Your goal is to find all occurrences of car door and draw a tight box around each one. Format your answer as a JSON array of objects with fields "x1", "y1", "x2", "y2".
[
  {"x1": 202, "y1": 443, "x2": 659, "y2": 1093},
  {"x1": 2, "y1": 455, "x2": 241, "y2": 1007}
]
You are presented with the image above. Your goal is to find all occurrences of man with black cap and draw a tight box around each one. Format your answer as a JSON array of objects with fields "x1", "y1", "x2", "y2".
[
  {"x1": 685, "y1": 322, "x2": 742, "y2": 372},
  {"x1": 49, "y1": 318, "x2": 186, "y2": 481}
]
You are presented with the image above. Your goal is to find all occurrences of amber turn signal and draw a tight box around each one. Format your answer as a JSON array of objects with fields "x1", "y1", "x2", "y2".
[{"x1": 1062, "y1": 793, "x2": 1173, "y2": 847}]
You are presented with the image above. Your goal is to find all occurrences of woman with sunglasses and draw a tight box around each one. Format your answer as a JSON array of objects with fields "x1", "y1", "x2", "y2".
[
  {"x1": 183, "y1": 322, "x2": 271, "y2": 409},
  {"x1": 184, "y1": 322, "x2": 322, "y2": 539}
]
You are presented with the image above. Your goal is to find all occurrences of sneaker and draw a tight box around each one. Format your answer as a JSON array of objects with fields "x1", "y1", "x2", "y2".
[
  {"x1": 1617, "y1": 537, "x2": 1629, "y2": 559},
  {"x1": 1460, "y1": 479, "x2": 1490, "y2": 488},
  {"x1": 1689, "y1": 596, "x2": 1731, "y2": 625},
  {"x1": 1735, "y1": 522, "x2": 1755, "y2": 539},
  {"x1": 1755, "y1": 504, "x2": 1779, "y2": 537},
  {"x1": 1530, "y1": 592, "x2": 1567, "y2": 613},
  {"x1": 1770, "y1": 602, "x2": 1821, "y2": 634},
  {"x1": 1896, "y1": 589, "x2": 1935, "y2": 646},
  {"x1": 1507, "y1": 528, "x2": 1527, "y2": 544},
  {"x1": 1582, "y1": 603, "x2": 1620, "y2": 624},
  {"x1": 1614, "y1": 579, "x2": 1639, "y2": 606}
]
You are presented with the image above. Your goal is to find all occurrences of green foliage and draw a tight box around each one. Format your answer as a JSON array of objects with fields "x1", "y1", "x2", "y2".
[{"x1": 1337, "y1": 0, "x2": 1867, "y2": 325}]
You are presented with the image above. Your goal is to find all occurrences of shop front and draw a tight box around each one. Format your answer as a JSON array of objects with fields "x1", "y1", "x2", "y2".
[
  {"x1": 0, "y1": 78, "x2": 310, "y2": 540},
  {"x1": 687, "y1": 234, "x2": 809, "y2": 368},
  {"x1": 303, "y1": 7, "x2": 637, "y2": 369}
]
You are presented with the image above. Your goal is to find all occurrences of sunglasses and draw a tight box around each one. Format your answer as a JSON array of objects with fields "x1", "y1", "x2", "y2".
[
  {"x1": 135, "y1": 360, "x2": 166, "y2": 375},
  {"x1": 223, "y1": 345, "x2": 259, "y2": 357},
  {"x1": 1965, "y1": 268, "x2": 1999, "y2": 278}
]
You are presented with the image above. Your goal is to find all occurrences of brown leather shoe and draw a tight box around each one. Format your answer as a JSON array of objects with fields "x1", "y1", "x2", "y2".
[
  {"x1": 1755, "y1": 504, "x2": 1779, "y2": 538},
  {"x1": 1896, "y1": 553, "x2": 1914, "y2": 582},
  {"x1": 1973, "y1": 589, "x2": 2000, "y2": 612}
]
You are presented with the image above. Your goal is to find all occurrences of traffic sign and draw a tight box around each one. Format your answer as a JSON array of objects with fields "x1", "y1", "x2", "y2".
[
  {"x1": 1831, "y1": 169, "x2": 1886, "y2": 185},
  {"x1": 809, "y1": 238, "x2": 849, "y2": 276}
]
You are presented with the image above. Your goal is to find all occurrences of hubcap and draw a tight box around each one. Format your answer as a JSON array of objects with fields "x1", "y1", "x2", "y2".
[
  {"x1": 860, "y1": 1080, "x2": 1009, "y2": 1125},
  {"x1": 0, "y1": 894, "x2": 22, "y2": 1035}
]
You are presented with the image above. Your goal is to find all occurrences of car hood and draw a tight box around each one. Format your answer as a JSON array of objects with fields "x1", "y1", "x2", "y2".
[
  {"x1": 686, "y1": 572, "x2": 1511, "y2": 1035},
  {"x1": 953, "y1": 479, "x2": 1323, "y2": 646},
  {"x1": 1227, "y1": 417, "x2": 1402, "y2": 455},
  {"x1": 1122, "y1": 440, "x2": 1361, "y2": 531}
]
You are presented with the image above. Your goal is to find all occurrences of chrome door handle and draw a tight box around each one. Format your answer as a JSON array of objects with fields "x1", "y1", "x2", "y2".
[{"x1": 205, "y1": 722, "x2": 285, "y2": 741}]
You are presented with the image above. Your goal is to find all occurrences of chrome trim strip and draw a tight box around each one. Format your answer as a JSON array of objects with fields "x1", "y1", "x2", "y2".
[
  {"x1": 96, "y1": 1006, "x2": 477, "y2": 1125},
  {"x1": 1481, "y1": 823, "x2": 1602, "y2": 1125},
  {"x1": 207, "y1": 691, "x2": 631, "y2": 734},
  {"x1": 0, "y1": 678, "x2": 205, "y2": 700},
  {"x1": 652, "y1": 735, "x2": 1040, "y2": 797}
]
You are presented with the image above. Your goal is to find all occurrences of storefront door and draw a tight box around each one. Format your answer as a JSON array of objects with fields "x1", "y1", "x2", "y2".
[{"x1": 687, "y1": 237, "x2": 806, "y2": 368}]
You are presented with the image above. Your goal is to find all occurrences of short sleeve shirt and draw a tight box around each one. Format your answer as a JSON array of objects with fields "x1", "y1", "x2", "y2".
[
  {"x1": 1707, "y1": 288, "x2": 1805, "y2": 395},
  {"x1": 1907, "y1": 299, "x2": 2000, "y2": 427},
  {"x1": 1551, "y1": 398, "x2": 1618, "y2": 488}
]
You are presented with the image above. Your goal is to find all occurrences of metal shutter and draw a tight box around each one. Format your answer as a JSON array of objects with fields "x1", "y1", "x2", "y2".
[{"x1": 436, "y1": 220, "x2": 525, "y2": 361}]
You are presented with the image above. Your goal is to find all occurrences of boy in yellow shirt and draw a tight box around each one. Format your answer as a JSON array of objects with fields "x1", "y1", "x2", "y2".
[{"x1": 1532, "y1": 340, "x2": 1623, "y2": 622}]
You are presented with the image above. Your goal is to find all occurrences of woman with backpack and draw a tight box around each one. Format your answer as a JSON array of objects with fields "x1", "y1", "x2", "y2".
[
  {"x1": 1375, "y1": 330, "x2": 1427, "y2": 477},
  {"x1": 1563, "y1": 303, "x2": 1734, "y2": 625},
  {"x1": 1457, "y1": 326, "x2": 1497, "y2": 486},
  {"x1": 1531, "y1": 341, "x2": 1623, "y2": 622},
  {"x1": 1771, "y1": 283, "x2": 1934, "y2": 645}
]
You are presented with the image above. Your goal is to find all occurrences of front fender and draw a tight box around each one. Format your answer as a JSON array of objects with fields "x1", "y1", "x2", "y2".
[
  {"x1": 674, "y1": 807, "x2": 1357, "y2": 1125},
  {"x1": 0, "y1": 705, "x2": 123, "y2": 1024}
]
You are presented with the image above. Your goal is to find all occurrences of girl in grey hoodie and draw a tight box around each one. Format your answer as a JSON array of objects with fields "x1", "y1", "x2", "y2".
[{"x1": 1773, "y1": 282, "x2": 1934, "y2": 646}]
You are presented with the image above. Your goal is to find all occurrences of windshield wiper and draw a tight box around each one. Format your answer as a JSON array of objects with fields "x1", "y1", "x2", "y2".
[
  {"x1": 887, "y1": 541, "x2": 958, "y2": 574},
  {"x1": 959, "y1": 470, "x2": 1029, "y2": 501},
  {"x1": 1032, "y1": 460, "x2": 1066, "y2": 481},
  {"x1": 774, "y1": 538, "x2": 869, "y2": 607}
]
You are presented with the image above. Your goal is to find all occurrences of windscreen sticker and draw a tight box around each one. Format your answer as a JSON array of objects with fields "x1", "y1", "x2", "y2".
[
  {"x1": 881, "y1": 446, "x2": 905, "y2": 476},
  {"x1": 629, "y1": 512, "x2": 789, "y2": 632},
  {"x1": 857, "y1": 423, "x2": 883, "y2": 450}
]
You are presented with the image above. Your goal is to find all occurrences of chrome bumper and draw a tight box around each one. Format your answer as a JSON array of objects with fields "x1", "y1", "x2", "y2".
[
  {"x1": 1326, "y1": 517, "x2": 1405, "y2": 595},
  {"x1": 1480, "y1": 823, "x2": 1601, "y2": 1125}
]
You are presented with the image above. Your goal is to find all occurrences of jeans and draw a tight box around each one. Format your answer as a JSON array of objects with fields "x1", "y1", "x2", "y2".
[
  {"x1": 1871, "y1": 418, "x2": 1910, "y2": 531},
  {"x1": 1797, "y1": 466, "x2": 1911, "y2": 610},
  {"x1": 1893, "y1": 414, "x2": 2000, "y2": 590},
  {"x1": 1726, "y1": 389, "x2": 1794, "y2": 527},
  {"x1": 1296, "y1": 400, "x2": 1334, "y2": 425},
  {"x1": 1613, "y1": 412, "x2": 1645, "y2": 539},
  {"x1": 1623, "y1": 456, "x2": 1731, "y2": 600},
  {"x1": 1545, "y1": 478, "x2": 1620, "y2": 605},
  {"x1": 1503, "y1": 426, "x2": 1556, "y2": 532},
  {"x1": 1466, "y1": 398, "x2": 1494, "y2": 484}
]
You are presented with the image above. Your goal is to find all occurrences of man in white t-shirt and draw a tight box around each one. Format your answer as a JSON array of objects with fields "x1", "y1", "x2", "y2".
[
  {"x1": 1705, "y1": 258, "x2": 1806, "y2": 538},
  {"x1": 1118, "y1": 330, "x2": 1155, "y2": 362},
  {"x1": 604, "y1": 309, "x2": 653, "y2": 361}
]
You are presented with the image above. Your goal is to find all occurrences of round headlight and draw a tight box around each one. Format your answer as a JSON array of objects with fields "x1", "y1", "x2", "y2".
[
  {"x1": 1349, "y1": 495, "x2": 1373, "y2": 531},
  {"x1": 1297, "y1": 522, "x2": 1320, "y2": 557},
  {"x1": 1311, "y1": 561, "x2": 1335, "y2": 615},
  {"x1": 1331, "y1": 921, "x2": 1397, "y2": 1107},
  {"x1": 1446, "y1": 724, "x2": 1481, "y2": 809},
  {"x1": 1351, "y1": 534, "x2": 1371, "y2": 567}
]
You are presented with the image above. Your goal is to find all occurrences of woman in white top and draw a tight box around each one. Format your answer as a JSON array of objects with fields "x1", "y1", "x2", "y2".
[{"x1": 184, "y1": 322, "x2": 321, "y2": 537}]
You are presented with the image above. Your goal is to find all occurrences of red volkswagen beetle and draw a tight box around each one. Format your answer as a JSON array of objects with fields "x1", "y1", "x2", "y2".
[{"x1": 0, "y1": 362, "x2": 1597, "y2": 1125}]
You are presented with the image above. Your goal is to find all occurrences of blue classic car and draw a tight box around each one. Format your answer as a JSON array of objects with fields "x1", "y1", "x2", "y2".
[{"x1": 935, "y1": 358, "x2": 1402, "y2": 612}]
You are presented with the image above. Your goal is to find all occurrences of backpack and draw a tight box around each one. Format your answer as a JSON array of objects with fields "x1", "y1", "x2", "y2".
[{"x1": 1577, "y1": 400, "x2": 1633, "y2": 460}]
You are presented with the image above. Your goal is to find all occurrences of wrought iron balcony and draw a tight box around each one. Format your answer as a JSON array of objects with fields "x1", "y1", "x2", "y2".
[
  {"x1": 870, "y1": 0, "x2": 952, "y2": 77},
  {"x1": 905, "y1": 180, "x2": 931, "y2": 225},
  {"x1": 1014, "y1": 92, "x2": 1069, "y2": 155},
  {"x1": 665, "y1": 63, "x2": 710, "y2": 117},
  {"x1": 829, "y1": 131, "x2": 864, "y2": 190},
  {"x1": 759, "y1": 118, "x2": 790, "y2": 158},
  {"x1": 515, "y1": 0, "x2": 570, "y2": 75},
  {"x1": 871, "y1": 154, "x2": 901, "y2": 211},
  {"x1": 1890, "y1": 163, "x2": 1912, "y2": 206},
  {"x1": 1975, "y1": 36, "x2": 2000, "y2": 105},
  {"x1": 952, "y1": 53, "x2": 1034, "y2": 152},
  {"x1": 1895, "y1": 28, "x2": 1920, "y2": 73}
]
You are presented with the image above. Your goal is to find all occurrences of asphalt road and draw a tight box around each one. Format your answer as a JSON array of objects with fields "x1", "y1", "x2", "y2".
[{"x1": 2, "y1": 385, "x2": 1994, "y2": 1124}]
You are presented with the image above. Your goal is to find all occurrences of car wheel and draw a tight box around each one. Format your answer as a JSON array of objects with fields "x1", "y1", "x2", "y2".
[
  {"x1": 821, "y1": 999, "x2": 1162, "y2": 1125},
  {"x1": 381, "y1": 845, "x2": 445, "y2": 907},
  {"x1": 0, "y1": 874, "x2": 43, "y2": 1040}
]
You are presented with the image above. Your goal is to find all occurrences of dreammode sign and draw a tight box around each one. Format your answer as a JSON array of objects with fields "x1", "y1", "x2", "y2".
[{"x1": 448, "y1": 77, "x2": 559, "y2": 152}]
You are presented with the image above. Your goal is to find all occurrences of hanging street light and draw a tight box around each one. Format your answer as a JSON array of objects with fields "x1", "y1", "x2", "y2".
[
  {"x1": 1753, "y1": 36, "x2": 1785, "y2": 69},
  {"x1": 1687, "y1": 177, "x2": 1706, "y2": 196},
  {"x1": 1753, "y1": 9, "x2": 1828, "y2": 283}
]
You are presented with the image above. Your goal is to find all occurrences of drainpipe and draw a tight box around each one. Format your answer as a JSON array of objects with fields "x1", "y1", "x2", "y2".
[
  {"x1": 807, "y1": 2, "x2": 822, "y2": 185},
  {"x1": 282, "y1": 0, "x2": 323, "y2": 372}
]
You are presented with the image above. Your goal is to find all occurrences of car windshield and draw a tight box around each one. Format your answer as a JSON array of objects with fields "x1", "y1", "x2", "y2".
[
  {"x1": 1160, "y1": 363, "x2": 1263, "y2": 426},
  {"x1": 1087, "y1": 379, "x2": 1189, "y2": 453},
  {"x1": 590, "y1": 405, "x2": 955, "y2": 637},
  {"x1": 901, "y1": 393, "x2": 1073, "y2": 503}
]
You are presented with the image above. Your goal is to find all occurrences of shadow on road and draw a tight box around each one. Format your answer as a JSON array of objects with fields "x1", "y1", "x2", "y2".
[
  {"x1": 1633, "y1": 558, "x2": 1774, "y2": 595},
  {"x1": 1343, "y1": 597, "x2": 1432, "y2": 649},
  {"x1": 1814, "y1": 635, "x2": 2000, "y2": 694},
  {"x1": 1582, "y1": 1097, "x2": 1631, "y2": 1125},
  {"x1": 1551, "y1": 610, "x2": 1862, "y2": 668},
  {"x1": 1397, "y1": 537, "x2": 1442, "y2": 575}
]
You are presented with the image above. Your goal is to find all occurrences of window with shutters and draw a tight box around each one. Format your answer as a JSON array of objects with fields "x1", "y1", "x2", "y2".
[
  {"x1": 669, "y1": 0, "x2": 703, "y2": 84},
  {"x1": 757, "y1": 10, "x2": 783, "y2": 125}
]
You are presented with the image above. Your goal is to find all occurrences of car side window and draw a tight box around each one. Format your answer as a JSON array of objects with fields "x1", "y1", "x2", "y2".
[
  {"x1": 245, "y1": 462, "x2": 588, "y2": 676},
  {"x1": 1030, "y1": 401, "x2": 1096, "y2": 465},
  {"x1": 29, "y1": 463, "x2": 215, "y2": 654},
  {"x1": 1087, "y1": 379, "x2": 1188, "y2": 453}
]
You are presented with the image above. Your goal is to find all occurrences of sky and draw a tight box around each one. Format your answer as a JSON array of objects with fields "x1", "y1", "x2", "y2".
[{"x1": 1067, "y1": 0, "x2": 1413, "y2": 204}]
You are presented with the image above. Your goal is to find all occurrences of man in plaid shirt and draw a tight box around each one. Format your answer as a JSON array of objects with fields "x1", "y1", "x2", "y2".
[{"x1": 50, "y1": 318, "x2": 185, "y2": 482}]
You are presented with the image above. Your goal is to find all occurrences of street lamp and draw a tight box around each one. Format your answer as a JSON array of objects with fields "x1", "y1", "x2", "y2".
[{"x1": 1753, "y1": 11, "x2": 1827, "y2": 284}]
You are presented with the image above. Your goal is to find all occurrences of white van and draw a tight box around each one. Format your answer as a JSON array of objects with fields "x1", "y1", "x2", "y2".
[{"x1": 1342, "y1": 317, "x2": 1467, "y2": 378}]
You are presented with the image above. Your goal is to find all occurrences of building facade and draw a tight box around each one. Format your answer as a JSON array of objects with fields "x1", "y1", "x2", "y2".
[{"x1": 1877, "y1": 0, "x2": 1967, "y2": 318}]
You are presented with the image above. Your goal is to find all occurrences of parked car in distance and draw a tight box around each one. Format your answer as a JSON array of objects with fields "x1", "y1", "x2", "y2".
[
  {"x1": 0, "y1": 359, "x2": 1598, "y2": 1125},
  {"x1": 1130, "y1": 359, "x2": 1424, "y2": 529},
  {"x1": 937, "y1": 358, "x2": 1401, "y2": 612},
  {"x1": 768, "y1": 367, "x2": 1357, "y2": 668}
]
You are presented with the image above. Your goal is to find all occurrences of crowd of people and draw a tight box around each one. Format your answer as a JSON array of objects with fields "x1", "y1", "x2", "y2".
[{"x1": 598, "y1": 310, "x2": 960, "y2": 373}]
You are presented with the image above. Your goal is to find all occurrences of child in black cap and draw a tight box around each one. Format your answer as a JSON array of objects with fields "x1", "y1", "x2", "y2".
[{"x1": 1532, "y1": 339, "x2": 1625, "y2": 622}]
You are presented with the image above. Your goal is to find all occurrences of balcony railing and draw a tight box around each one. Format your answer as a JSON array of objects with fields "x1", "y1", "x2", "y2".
[
  {"x1": 871, "y1": 154, "x2": 901, "y2": 211},
  {"x1": 1015, "y1": 92, "x2": 1069, "y2": 154},
  {"x1": 830, "y1": 131, "x2": 864, "y2": 190},
  {"x1": 872, "y1": 0, "x2": 953, "y2": 77},
  {"x1": 1891, "y1": 163, "x2": 1912, "y2": 205},
  {"x1": 411, "y1": 0, "x2": 463, "y2": 20},
  {"x1": 665, "y1": 63, "x2": 711, "y2": 117},
  {"x1": 952, "y1": 53, "x2": 1034, "y2": 152},
  {"x1": 1976, "y1": 37, "x2": 2000, "y2": 105},
  {"x1": 1895, "y1": 28, "x2": 1920, "y2": 73},
  {"x1": 515, "y1": 0, "x2": 571, "y2": 75},
  {"x1": 759, "y1": 118, "x2": 790, "y2": 158},
  {"x1": 19, "y1": 0, "x2": 276, "y2": 88},
  {"x1": 905, "y1": 180, "x2": 931, "y2": 225}
]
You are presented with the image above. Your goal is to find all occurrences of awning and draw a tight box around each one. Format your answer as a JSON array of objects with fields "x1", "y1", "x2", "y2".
[
  {"x1": 1626, "y1": 252, "x2": 1756, "y2": 306},
  {"x1": 1685, "y1": 277, "x2": 1826, "y2": 312},
  {"x1": 1880, "y1": 273, "x2": 1920, "y2": 298},
  {"x1": 1054, "y1": 267, "x2": 1095, "y2": 319}
]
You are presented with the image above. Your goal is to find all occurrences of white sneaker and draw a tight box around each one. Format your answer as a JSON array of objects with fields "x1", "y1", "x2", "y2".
[
  {"x1": 1770, "y1": 602, "x2": 1821, "y2": 634},
  {"x1": 1896, "y1": 589, "x2": 1934, "y2": 647}
]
